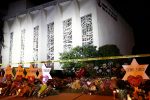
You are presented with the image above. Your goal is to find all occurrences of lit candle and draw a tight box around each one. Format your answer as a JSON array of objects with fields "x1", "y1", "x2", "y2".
[
  {"x1": 0, "y1": 88, "x2": 2, "y2": 94},
  {"x1": 17, "y1": 89, "x2": 21, "y2": 95},
  {"x1": 113, "y1": 90, "x2": 116, "y2": 100},
  {"x1": 127, "y1": 94, "x2": 132, "y2": 100},
  {"x1": 116, "y1": 89, "x2": 119, "y2": 93}
]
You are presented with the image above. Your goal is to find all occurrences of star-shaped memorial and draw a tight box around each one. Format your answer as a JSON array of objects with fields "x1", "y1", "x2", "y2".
[
  {"x1": 38, "y1": 64, "x2": 52, "y2": 83},
  {"x1": 122, "y1": 58, "x2": 149, "y2": 80},
  {"x1": 4, "y1": 65, "x2": 14, "y2": 77},
  {"x1": 15, "y1": 65, "x2": 25, "y2": 78},
  {"x1": 25, "y1": 64, "x2": 37, "y2": 80}
]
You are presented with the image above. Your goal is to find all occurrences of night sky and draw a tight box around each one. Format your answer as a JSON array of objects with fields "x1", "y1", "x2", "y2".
[
  {"x1": 107, "y1": 0, "x2": 150, "y2": 54},
  {"x1": 0, "y1": 0, "x2": 150, "y2": 55},
  {"x1": 107, "y1": 0, "x2": 150, "y2": 65}
]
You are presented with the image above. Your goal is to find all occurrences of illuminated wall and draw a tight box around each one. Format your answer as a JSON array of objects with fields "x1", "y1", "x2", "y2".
[{"x1": 2, "y1": 0, "x2": 134, "y2": 69}]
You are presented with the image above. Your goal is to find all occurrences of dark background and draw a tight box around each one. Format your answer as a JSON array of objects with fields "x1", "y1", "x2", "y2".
[
  {"x1": 107, "y1": 0, "x2": 150, "y2": 65},
  {"x1": 107, "y1": 0, "x2": 150, "y2": 55},
  {"x1": 0, "y1": 0, "x2": 150, "y2": 63}
]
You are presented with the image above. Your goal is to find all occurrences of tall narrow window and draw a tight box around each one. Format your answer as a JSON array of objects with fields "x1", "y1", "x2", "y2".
[
  {"x1": 33, "y1": 26, "x2": 39, "y2": 66},
  {"x1": 63, "y1": 18, "x2": 72, "y2": 51},
  {"x1": 47, "y1": 22, "x2": 54, "y2": 67},
  {"x1": 20, "y1": 29, "x2": 25, "y2": 63},
  {"x1": 81, "y1": 14, "x2": 93, "y2": 46},
  {"x1": 9, "y1": 32, "x2": 14, "y2": 64}
]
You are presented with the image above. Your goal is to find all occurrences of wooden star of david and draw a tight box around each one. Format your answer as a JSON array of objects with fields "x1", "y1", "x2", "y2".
[
  {"x1": 25, "y1": 64, "x2": 37, "y2": 78},
  {"x1": 122, "y1": 58, "x2": 149, "y2": 80},
  {"x1": 37, "y1": 64, "x2": 52, "y2": 82},
  {"x1": 15, "y1": 65, "x2": 25, "y2": 78},
  {"x1": 4, "y1": 65, "x2": 14, "y2": 77}
]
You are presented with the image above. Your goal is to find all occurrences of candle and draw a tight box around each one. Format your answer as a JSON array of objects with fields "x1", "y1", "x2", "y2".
[
  {"x1": 116, "y1": 89, "x2": 119, "y2": 93},
  {"x1": 113, "y1": 90, "x2": 116, "y2": 100},
  {"x1": 0, "y1": 88, "x2": 2, "y2": 94},
  {"x1": 127, "y1": 94, "x2": 132, "y2": 100},
  {"x1": 17, "y1": 89, "x2": 21, "y2": 96}
]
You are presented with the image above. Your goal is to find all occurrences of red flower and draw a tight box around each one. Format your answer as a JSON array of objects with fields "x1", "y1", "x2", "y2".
[
  {"x1": 75, "y1": 67, "x2": 86, "y2": 78},
  {"x1": 27, "y1": 76, "x2": 35, "y2": 83},
  {"x1": 6, "y1": 74, "x2": 12, "y2": 80}
]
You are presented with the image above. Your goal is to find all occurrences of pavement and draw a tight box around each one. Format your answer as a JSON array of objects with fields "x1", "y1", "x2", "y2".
[{"x1": 0, "y1": 93, "x2": 114, "y2": 100}]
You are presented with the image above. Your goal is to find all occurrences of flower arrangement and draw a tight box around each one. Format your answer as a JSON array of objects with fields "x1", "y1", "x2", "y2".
[
  {"x1": 68, "y1": 77, "x2": 114, "y2": 95},
  {"x1": 0, "y1": 59, "x2": 149, "y2": 99}
]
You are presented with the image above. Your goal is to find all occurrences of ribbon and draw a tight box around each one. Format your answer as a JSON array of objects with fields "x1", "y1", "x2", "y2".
[{"x1": 1, "y1": 54, "x2": 150, "y2": 65}]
